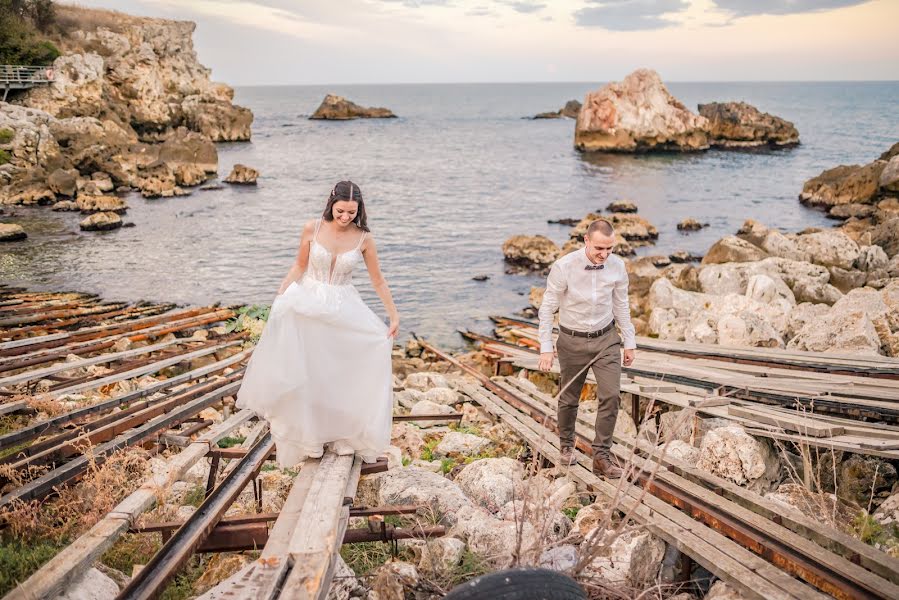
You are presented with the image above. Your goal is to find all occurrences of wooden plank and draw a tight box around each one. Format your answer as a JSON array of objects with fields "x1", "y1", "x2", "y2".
[
  {"x1": 0, "y1": 400, "x2": 28, "y2": 416},
  {"x1": 727, "y1": 406, "x2": 844, "y2": 438}
]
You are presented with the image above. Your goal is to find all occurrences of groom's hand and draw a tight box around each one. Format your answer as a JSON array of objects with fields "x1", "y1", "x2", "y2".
[
  {"x1": 622, "y1": 349, "x2": 635, "y2": 367},
  {"x1": 538, "y1": 352, "x2": 555, "y2": 371}
]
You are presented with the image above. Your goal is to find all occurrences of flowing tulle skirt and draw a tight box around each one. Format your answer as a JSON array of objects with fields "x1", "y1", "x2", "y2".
[{"x1": 236, "y1": 278, "x2": 393, "y2": 468}]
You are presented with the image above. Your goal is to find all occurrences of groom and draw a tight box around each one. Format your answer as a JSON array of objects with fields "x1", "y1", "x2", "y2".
[{"x1": 537, "y1": 218, "x2": 636, "y2": 478}]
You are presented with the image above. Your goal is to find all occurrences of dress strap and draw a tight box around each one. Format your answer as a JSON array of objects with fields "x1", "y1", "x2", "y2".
[
  {"x1": 355, "y1": 231, "x2": 367, "y2": 251},
  {"x1": 313, "y1": 218, "x2": 322, "y2": 242}
]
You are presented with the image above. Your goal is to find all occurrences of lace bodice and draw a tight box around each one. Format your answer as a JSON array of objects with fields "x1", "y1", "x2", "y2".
[{"x1": 305, "y1": 219, "x2": 366, "y2": 286}]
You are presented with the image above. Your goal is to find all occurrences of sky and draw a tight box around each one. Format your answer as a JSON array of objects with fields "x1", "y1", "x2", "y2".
[{"x1": 69, "y1": 0, "x2": 899, "y2": 85}]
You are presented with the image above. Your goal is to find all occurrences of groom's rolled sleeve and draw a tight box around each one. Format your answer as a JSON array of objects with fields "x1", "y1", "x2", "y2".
[
  {"x1": 538, "y1": 262, "x2": 565, "y2": 354},
  {"x1": 613, "y1": 271, "x2": 636, "y2": 350}
]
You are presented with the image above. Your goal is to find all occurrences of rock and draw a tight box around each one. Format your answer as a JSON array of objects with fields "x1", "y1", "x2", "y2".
[
  {"x1": 788, "y1": 290, "x2": 885, "y2": 355},
  {"x1": 193, "y1": 554, "x2": 250, "y2": 595},
  {"x1": 677, "y1": 218, "x2": 707, "y2": 231},
  {"x1": 79, "y1": 211, "x2": 122, "y2": 231},
  {"x1": 423, "y1": 387, "x2": 459, "y2": 406},
  {"x1": 873, "y1": 492, "x2": 899, "y2": 529},
  {"x1": 880, "y1": 155, "x2": 899, "y2": 193},
  {"x1": 800, "y1": 162, "x2": 885, "y2": 210},
  {"x1": 539, "y1": 545, "x2": 579, "y2": 571},
  {"x1": 391, "y1": 423, "x2": 424, "y2": 458},
  {"x1": 48, "y1": 167, "x2": 78, "y2": 197},
  {"x1": 369, "y1": 468, "x2": 473, "y2": 525},
  {"x1": 785, "y1": 302, "x2": 831, "y2": 340},
  {"x1": 661, "y1": 440, "x2": 700, "y2": 465},
  {"x1": 404, "y1": 537, "x2": 466, "y2": 574},
  {"x1": 52, "y1": 200, "x2": 79, "y2": 211},
  {"x1": 0, "y1": 223, "x2": 27, "y2": 241},
  {"x1": 608, "y1": 213, "x2": 658, "y2": 243},
  {"x1": 764, "y1": 483, "x2": 855, "y2": 526},
  {"x1": 502, "y1": 235, "x2": 560, "y2": 270},
  {"x1": 434, "y1": 432, "x2": 491, "y2": 458},
  {"x1": 758, "y1": 230, "x2": 810, "y2": 263},
  {"x1": 174, "y1": 163, "x2": 207, "y2": 186},
  {"x1": 137, "y1": 161, "x2": 182, "y2": 198},
  {"x1": 858, "y1": 245, "x2": 889, "y2": 272},
  {"x1": 575, "y1": 69, "x2": 709, "y2": 152},
  {"x1": 696, "y1": 426, "x2": 780, "y2": 492},
  {"x1": 404, "y1": 371, "x2": 450, "y2": 391},
  {"x1": 472, "y1": 274, "x2": 488, "y2": 281},
  {"x1": 669, "y1": 250, "x2": 703, "y2": 264},
  {"x1": 702, "y1": 236, "x2": 768, "y2": 264},
  {"x1": 455, "y1": 458, "x2": 524, "y2": 512},
  {"x1": 453, "y1": 504, "x2": 537, "y2": 563},
  {"x1": 830, "y1": 203, "x2": 876, "y2": 220},
  {"x1": 828, "y1": 266, "x2": 867, "y2": 293},
  {"x1": 698, "y1": 101, "x2": 799, "y2": 147},
  {"x1": 461, "y1": 403, "x2": 492, "y2": 426},
  {"x1": 370, "y1": 561, "x2": 417, "y2": 600},
  {"x1": 224, "y1": 164, "x2": 258, "y2": 185},
  {"x1": 76, "y1": 195, "x2": 128, "y2": 214},
  {"x1": 607, "y1": 200, "x2": 638, "y2": 213},
  {"x1": 793, "y1": 229, "x2": 860, "y2": 270},
  {"x1": 408, "y1": 400, "x2": 455, "y2": 426},
  {"x1": 533, "y1": 100, "x2": 581, "y2": 120},
  {"x1": 310, "y1": 94, "x2": 396, "y2": 120},
  {"x1": 582, "y1": 529, "x2": 666, "y2": 588},
  {"x1": 705, "y1": 580, "x2": 750, "y2": 600},
  {"x1": 871, "y1": 217, "x2": 899, "y2": 257},
  {"x1": 736, "y1": 219, "x2": 769, "y2": 247},
  {"x1": 572, "y1": 503, "x2": 607, "y2": 537},
  {"x1": 529, "y1": 286, "x2": 545, "y2": 309},
  {"x1": 838, "y1": 455, "x2": 897, "y2": 509},
  {"x1": 326, "y1": 555, "x2": 368, "y2": 600},
  {"x1": 56, "y1": 567, "x2": 118, "y2": 600},
  {"x1": 182, "y1": 91, "x2": 254, "y2": 141}
]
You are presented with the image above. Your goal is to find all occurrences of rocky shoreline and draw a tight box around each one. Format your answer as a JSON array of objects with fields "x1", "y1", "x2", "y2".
[{"x1": 0, "y1": 6, "x2": 253, "y2": 228}]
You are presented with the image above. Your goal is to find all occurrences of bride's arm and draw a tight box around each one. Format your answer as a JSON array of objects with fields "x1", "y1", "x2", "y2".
[
  {"x1": 276, "y1": 221, "x2": 314, "y2": 295},
  {"x1": 361, "y1": 234, "x2": 399, "y2": 338}
]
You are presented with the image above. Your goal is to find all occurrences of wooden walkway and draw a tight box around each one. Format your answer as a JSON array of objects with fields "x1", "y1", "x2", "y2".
[{"x1": 0, "y1": 64, "x2": 54, "y2": 101}]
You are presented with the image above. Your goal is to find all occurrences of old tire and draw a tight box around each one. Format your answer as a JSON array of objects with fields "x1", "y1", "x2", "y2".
[{"x1": 443, "y1": 567, "x2": 586, "y2": 600}]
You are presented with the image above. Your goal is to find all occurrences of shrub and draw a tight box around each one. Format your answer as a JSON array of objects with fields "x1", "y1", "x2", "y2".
[{"x1": 0, "y1": 128, "x2": 13, "y2": 144}]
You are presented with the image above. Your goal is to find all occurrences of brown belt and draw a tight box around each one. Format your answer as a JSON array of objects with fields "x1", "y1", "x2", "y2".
[{"x1": 559, "y1": 321, "x2": 615, "y2": 339}]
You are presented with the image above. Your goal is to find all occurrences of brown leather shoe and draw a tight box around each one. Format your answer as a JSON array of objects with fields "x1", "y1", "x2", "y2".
[
  {"x1": 592, "y1": 454, "x2": 623, "y2": 479},
  {"x1": 559, "y1": 446, "x2": 577, "y2": 466}
]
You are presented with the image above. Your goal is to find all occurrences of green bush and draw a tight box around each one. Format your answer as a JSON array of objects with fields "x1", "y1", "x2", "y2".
[
  {"x1": 0, "y1": 535, "x2": 67, "y2": 596},
  {"x1": 0, "y1": 149, "x2": 11, "y2": 166},
  {"x1": 0, "y1": 128, "x2": 13, "y2": 144},
  {"x1": 0, "y1": 0, "x2": 60, "y2": 65}
]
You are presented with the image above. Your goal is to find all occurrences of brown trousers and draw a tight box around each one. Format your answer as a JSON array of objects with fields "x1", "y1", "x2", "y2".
[{"x1": 556, "y1": 327, "x2": 621, "y2": 454}]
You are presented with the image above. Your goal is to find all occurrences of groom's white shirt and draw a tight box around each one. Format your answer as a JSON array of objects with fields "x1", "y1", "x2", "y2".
[{"x1": 537, "y1": 248, "x2": 636, "y2": 353}]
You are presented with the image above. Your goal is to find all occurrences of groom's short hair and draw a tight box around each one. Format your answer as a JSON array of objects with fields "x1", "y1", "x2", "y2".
[{"x1": 586, "y1": 219, "x2": 614, "y2": 238}]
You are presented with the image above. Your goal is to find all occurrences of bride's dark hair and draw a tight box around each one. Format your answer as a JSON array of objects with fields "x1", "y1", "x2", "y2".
[{"x1": 322, "y1": 181, "x2": 369, "y2": 232}]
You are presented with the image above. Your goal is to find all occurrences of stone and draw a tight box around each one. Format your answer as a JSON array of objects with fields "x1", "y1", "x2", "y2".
[
  {"x1": 764, "y1": 483, "x2": 855, "y2": 526},
  {"x1": 79, "y1": 211, "x2": 122, "y2": 231},
  {"x1": 48, "y1": 167, "x2": 78, "y2": 197},
  {"x1": 829, "y1": 203, "x2": 876, "y2": 220},
  {"x1": 409, "y1": 400, "x2": 455, "y2": 426},
  {"x1": 873, "y1": 492, "x2": 899, "y2": 529},
  {"x1": 788, "y1": 290, "x2": 886, "y2": 355},
  {"x1": 785, "y1": 302, "x2": 831, "y2": 341},
  {"x1": 677, "y1": 218, "x2": 706, "y2": 231},
  {"x1": 326, "y1": 555, "x2": 368, "y2": 600},
  {"x1": 370, "y1": 561, "x2": 417, "y2": 600},
  {"x1": 193, "y1": 554, "x2": 250, "y2": 595},
  {"x1": 702, "y1": 236, "x2": 768, "y2": 264},
  {"x1": 460, "y1": 402, "x2": 492, "y2": 426},
  {"x1": 223, "y1": 164, "x2": 258, "y2": 184},
  {"x1": 76, "y1": 195, "x2": 128, "y2": 214},
  {"x1": 758, "y1": 230, "x2": 810, "y2": 262},
  {"x1": 174, "y1": 163, "x2": 207, "y2": 186},
  {"x1": 405, "y1": 537, "x2": 466, "y2": 574},
  {"x1": 310, "y1": 94, "x2": 396, "y2": 120},
  {"x1": 661, "y1": 440, "x2": 700, "y2": 465},
  {"x1": 705, "y1": 580, "x2": 750, "y2": 600},
  {"x1": 575, "y1": 69, "x2": 709, "y2": 152},
  {"x1": 581, "y1": 529, "x2": 666, "y2": 588},
  {"x1": 793, "y1": 229, "x2": 860, "y2": 270},
  {"x1": 0, "y1": 223, "x2": 27, "y2": 242},
  {"x1": 838, "y1": 455, "x2": 897, "y2": 509},
  {"x1": 879, "y1": 154, "x2": 899, "y2": 193},
  {"x1": 455, "y1": 457, "x2": 524, "y2": 512},
  {"x1": 828, "y1": 266, "x2": 867, "y2": 293},
  {"x1": 52, "y1": 200, "x2": 79, "y2": 211},
  {"x1": 858, "y1": 245, "x2": 890, "y2": 272},
  {"x1": 391, "y1": 422, "x2": 424, "y2": 458},
  {"x1": 572, "y1": 503, "x2": 608, "y2": 537},
  {"x1": 539, "y1": 545, "x2": 578, "y2": 571},
  {"x1": 696, "y1": 426, "x2": 780, "y2": 492},
  {"x1": 736, "y1": 219, "x2": 769, "y2": 246},
  {"x1": 608, "y1": 212, "x2": 658, "y2": 243},
  {"x1": 502, "y1": 235, "x2": 560, "y2": 270},
  {"x1": 452, "y1": 503, "x2": 538, "y2": 564},
  {"x1": 434, "y1": 432, "x2": 491, "y2": 457},
  {"x1": 56, "y1": 567, "x2": 118, "y2": 600},
  {"x1": 871, "y1": 217, "x2": 899, "y2": 257},
  {"x1": 606, "y1": 200, "x2": 637, "y2": 213},
  {"x1": 698, "y1": 101, "x2": 799, "y2": 147},
  {"x1": 800, "y1": 162, "x2": 885, "y2": 210},
  {"x1": 404, "y1": 371, "x2": 450, "y2": 391},
  {"x1": 423, "y1": 387, "x2": 460, "y2": 406}
]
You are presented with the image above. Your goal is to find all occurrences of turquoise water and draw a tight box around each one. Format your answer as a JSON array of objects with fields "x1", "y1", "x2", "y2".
[{"x1": 3, "y1": 81, "x2": 898, "y2": 346}]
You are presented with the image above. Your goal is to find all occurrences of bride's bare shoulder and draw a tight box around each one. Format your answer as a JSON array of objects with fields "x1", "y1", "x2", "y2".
[{"x1": 301, "y1": 220, "x2": 317, "y2": 236}]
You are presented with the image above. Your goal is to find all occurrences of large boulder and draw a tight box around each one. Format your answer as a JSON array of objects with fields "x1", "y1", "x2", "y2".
[
  {"x1": 310, "y1": 94, "x2": 396, "y2": 120},
  {"x1": 434, "y1": 432, "x2": 491, "y2": 458},
  {"x1": 702, "y1": 236, "x2": 768, "y2": 264},
  {"x1": 224, "y1": 164, "x2": 258, "y2": 185},
  {"x1": 871, "y1": 217, "x2": 899, "y2": 257},
  {"x1": 574, "y1": 69, "x2": 709, "y2": 153},
  {"x1": 47, "y1": 167, "x2": 79, "y2": 197},
  {"x1": 838, "y1": 455, "x2": 897, "y2": 509},
  {"x1": 581, "y1": 529, "x2": 666, "y2": 588},
  {"x1": 696, "y1": 426, "x2": 781, "y2": 492},
  {"x1": 502, "y1": 235, "x2": 560, "y2": 270},
  {"x1": 404, "y1": 371, "x2": 450, "y2": 391},
  {"x1": 368, "y1": 467, "x2": 472, "y2": 525},
  {"x1": 793, "y1": 229, "x2": 860, "y2": 270},
  {"x1": 800, "y1": 162, "x2": 885, "y2": 210},
  {"x1": 698, "y1": 101, "x2": 799, "y2": 147},
  {"x1": 76, "y1": 195, "x2": 128, "y2": 214},
  {"x1": 455, "y1": 457, "x2": 525, "y2": 513},
  {"x1": 57, "y1": 567, "x2": 118, "y2": 600},
  {"x1": 879, "y1": 155, "x2": 899, "y2": 194},
  {"x1": 607, "y1": 213, "x2": 658, "y2": 243}
]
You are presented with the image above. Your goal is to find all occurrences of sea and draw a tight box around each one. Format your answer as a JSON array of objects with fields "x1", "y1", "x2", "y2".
[{"x1": 2, "y1": 81, "x2": 898, "y2": 347}]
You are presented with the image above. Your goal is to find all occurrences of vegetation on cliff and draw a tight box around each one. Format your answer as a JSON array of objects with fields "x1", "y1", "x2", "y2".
[{"x1": 0, "y1": 0, "x2": 60, "y2": 65}]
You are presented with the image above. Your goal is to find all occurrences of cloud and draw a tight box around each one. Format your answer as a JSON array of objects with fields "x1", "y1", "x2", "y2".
[
  {"x1": 378, "y1": 0, "x2": 454, "y2": 7},
  {"x1": 711, "y1": 0, "x2": 870, "y2": 18},
  {"x1": 466, "y1": 5, "x2": 494, "y2": 15},
  {"x1": 502, "y1": 1, "x2": 546, "y2": 13},
  {"x1": 574, "y1": 0, "x2": 689, "y2": 31}
]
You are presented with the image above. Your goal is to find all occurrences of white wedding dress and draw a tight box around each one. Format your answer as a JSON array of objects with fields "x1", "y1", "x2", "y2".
[{"x1": 236, "y1": 219, "x2": 393, "y2": 468}]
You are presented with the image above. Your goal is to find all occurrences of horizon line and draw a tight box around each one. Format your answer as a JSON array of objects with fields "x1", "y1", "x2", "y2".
[{"x1": 229, "y1": 79, "x2": 899, "y2": 87}]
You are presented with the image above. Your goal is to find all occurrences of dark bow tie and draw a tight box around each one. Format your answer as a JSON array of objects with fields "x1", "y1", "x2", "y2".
[{"x1": 585, "y1": 264, "x2": 604, "y2": 270}]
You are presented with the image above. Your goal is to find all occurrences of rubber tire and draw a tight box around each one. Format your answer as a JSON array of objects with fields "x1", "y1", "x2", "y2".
[{"x1": 443, "y1": 567, "x2": 587, "y2": 600}]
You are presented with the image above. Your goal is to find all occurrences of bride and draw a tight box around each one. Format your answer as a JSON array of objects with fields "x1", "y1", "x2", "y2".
[{"x1": 236, "y1": 181, "x2": 399, "y2": 467}]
